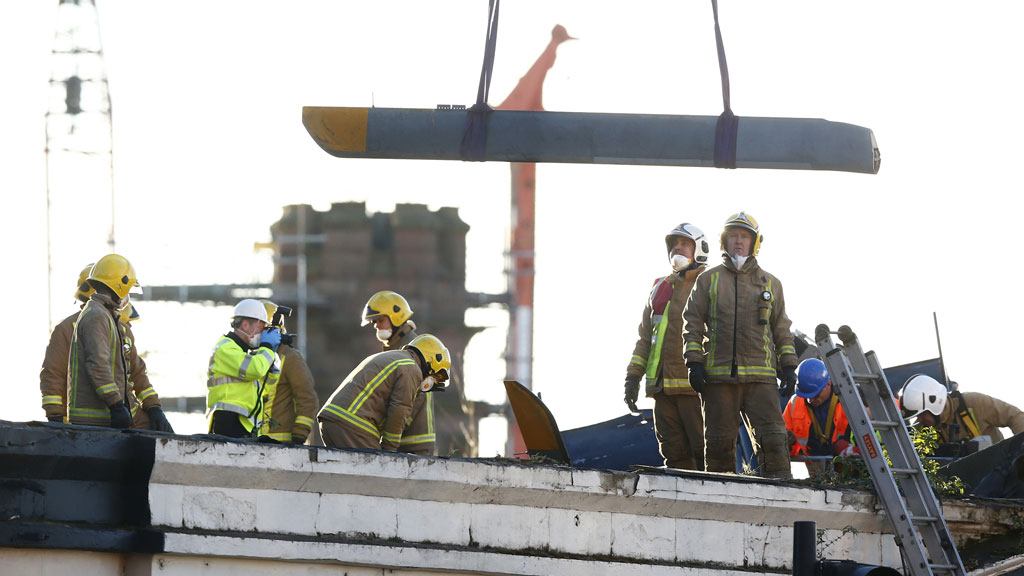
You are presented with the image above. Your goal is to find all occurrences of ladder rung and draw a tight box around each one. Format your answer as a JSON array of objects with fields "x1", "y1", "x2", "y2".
[
  {"x1": 871, "y1": 419, "x2": 901, "y2": 428},
  {"x1": 890, "y1": 467, "x2": 920, "y2": 476},
  {"x1": 928, "y1": 564, "x2": 959, "y2": 571},
  {"x1": 851, "y1": 372, "x2": 881, "y2": 381}
]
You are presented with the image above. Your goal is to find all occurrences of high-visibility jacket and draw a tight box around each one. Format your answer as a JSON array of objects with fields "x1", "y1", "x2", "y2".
[
  {"x1": 384, "y1": 324, "x2": 436, "y2": 455},
  {"x1": 784, "y1": 393, "x2": 851, "y2": 456},
  {"x1": 257, "y1": 344, "x2": 319, "y2": 443},
  {"x1": 929, "y1": 391, "x2": 1024, "y2": 443},
  {"x1": 683, "y1": 255, "x2": 797, "y2": 383},
  {"x1": 625, "y1": 267, "x2": 704, "y2": 397},
  {"x1": 206, "y1": 332, "x2": 279, "y2": 433},
  {"x1": 68, "y1": 294, "x2": 137, "y2": 426},
  {"x1": 318, "y1": 350, "x2": 421, "y2": 450}
]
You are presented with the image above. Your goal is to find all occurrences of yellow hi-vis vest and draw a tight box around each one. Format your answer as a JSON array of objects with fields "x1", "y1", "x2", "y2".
[{"x1": 206, "y1": 336, "x2": 279, "y2": 433}]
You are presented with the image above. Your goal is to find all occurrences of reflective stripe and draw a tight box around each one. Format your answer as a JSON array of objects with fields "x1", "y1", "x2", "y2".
[
  {"x1": 238, "y1": 355, "x2": 253, "y2": 379},
  {"x1": 322, "y1": 403, "x2": 379, "y2": 436},
  {"x1": 706, "y1": 365, "x2": 777, "y2": 378},
  {"x1": 382, "y1": 430, "x2": 402, "y2": 444},
  {"x1": 69, "y1": 407, "x2": 109, "y2": 417},
  {"x1": 208, "y1": 401, "x2": 255, "y2": 423},
  {"x1": 42, "y1": 395, "x2": 63, "y2": 406},
  {"x1": 137, "y1": 386, "x2": 157, "y2": 401},
  {"x1": 662, "y1": 378, "x2": 692, "y2": 389},
  {"x1": 268, "y1": 432, "x2": 292, "y2": 442},
  {"x1": 207, "y1": 375, "x2": 235, "y2": 388},
  {"x1": 777, "y1": 345, "x2": 796, "y2": 357},
  {"x1": 400, "y1": 433, "x2": 436, "y2": 446},
  {"x1": 630, "y1": 354, "x2": 648, "y2": 368},
  {"x1": 97, "y1": 382, "x2": 119, "y2": 396},
  {"x1": 707, "y1": 272, "x2": 720, "y2": 367},
  {"x1": 295, "y1": 415, "x2": 315, "y2": 429},
  {"x1": 348, "y1": 359, "x2": 416, "y2": 413},
  {"x1": 684, "y1": 342, "x2": 703, "y2": 353}
]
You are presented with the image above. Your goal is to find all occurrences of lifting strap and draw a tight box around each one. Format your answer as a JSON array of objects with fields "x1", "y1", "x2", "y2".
[
  {"x1": 460, "y1": 0, "x2": 500, "y2": 161},
  {"x1": 711, "y1": 0, "x2": 739, "y2": 169}
]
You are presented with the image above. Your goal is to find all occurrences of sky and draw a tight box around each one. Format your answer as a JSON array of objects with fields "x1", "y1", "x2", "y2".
[{"x1": 4, "y1": 1, "x2": 1024, "y2": 456}]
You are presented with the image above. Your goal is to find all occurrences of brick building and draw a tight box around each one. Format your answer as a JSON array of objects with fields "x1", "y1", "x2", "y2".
[{"x1": 270, "y1": 202, "x2": 484, "y2": 457}]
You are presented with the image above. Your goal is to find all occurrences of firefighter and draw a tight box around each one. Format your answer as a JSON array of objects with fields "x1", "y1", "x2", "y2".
[
  {"x1": 362, "y1": 291, "x2": 435, "y2": 455},
  {"x1": 206, "y1": 298, "x2": 282, "y2": 438},
  {"x1": 683, "y1": 212, "x2": 798, "y2": 478},
  {"x1": 40, "y1": 264, "x2": 95, "y2": 423},
  {"x1": 318, "y1": 334, "x2": 450, "y2": 451},
  {"x1": 783, "y1": 358, "x2": 855, "y2": 474},
  {"x1": 67, "y1": 255, "x2": 152, "y2": 429},
  {"x1": 623, "y1": 223, "x2": 709, "y2": 470},
  {"x1": 899, "y1": 375, "x2": 1024, "y2": 444},
  {"x1": 255, "y1": 300, "x2": 319, "y2": 444}
]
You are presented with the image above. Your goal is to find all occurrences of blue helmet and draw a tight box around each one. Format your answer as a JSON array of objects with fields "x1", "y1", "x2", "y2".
[{"x1": 796, "y1": 358, "x2": 830, "y2": 399}]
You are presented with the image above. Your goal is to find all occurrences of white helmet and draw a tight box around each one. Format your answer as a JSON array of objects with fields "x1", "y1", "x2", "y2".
[
  {"x1": 899, "y1": 374, "x2": 948, "y2": 418},
  {"x1": 233, "y1": 298, "x2": 269, "y2": 323},
  {"x1": 665, "y1": 223, "x2": 710, "y2": 265}
]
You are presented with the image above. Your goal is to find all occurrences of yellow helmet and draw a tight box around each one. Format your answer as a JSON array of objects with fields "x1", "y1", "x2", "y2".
[
  {"x1": 361, "y1": 291, "x2": 413, "y2": 327},
  {"x1": 117, "y1": 302, "x2": 140, "y2": 324},
  {"x1": 88, "y1": 254, "x2": 139, "y2": 300},
  {"x1": 75, "y1": 263, "x2": 96, "y2": 303},
  {"x1": 405, "y1": 334, "x2": 451, "y2": 380},
  {"x1": 260, "y1": 299, "x2": 281, "y2": 328},
  {"x1": 720, "y1": 211, "x2": 763, "y2": 256}
]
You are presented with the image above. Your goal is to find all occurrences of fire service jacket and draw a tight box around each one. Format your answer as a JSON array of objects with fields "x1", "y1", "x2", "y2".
[
  {"x1": 318, "y1": 350, "x2": 422, "y2": 450},
  {"x1": 683, "y1": 255, "x2": 797, "y2": 383},
  {"x1": 626, "y1": 266, "x2": 705, "y2": 397}
]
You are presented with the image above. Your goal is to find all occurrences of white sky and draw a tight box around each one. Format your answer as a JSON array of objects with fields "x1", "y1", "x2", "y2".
[{"x1": 4, "y1": 1, "x2": 1024, "y2": 455}]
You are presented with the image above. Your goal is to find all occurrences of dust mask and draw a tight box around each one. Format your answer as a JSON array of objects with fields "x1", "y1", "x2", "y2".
[
  {"x1": 239, "y1": 326, "x2": 261, "y2": 349},
  {"x1": 375, "y1": 328, "x2": 392, "y2": 343},
  {"x1": 420, "y1": 376, "x2": 439, "y2": 392},
  {"x1": 731, "y1": 254, "x2": 748, "y2": 270},
  {"x1": 670, "y1": 254, "x2": 691, "y2": 272}
]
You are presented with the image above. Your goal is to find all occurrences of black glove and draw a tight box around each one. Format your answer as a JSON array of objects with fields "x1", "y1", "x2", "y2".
[
  {"x1": 108, "y1": 400, "x2": 132, "y2": 429},
  {"x1": 291, "y1": 434, "x2": 308, "y2": 445},
  {"x1": 687, "y1": 363, "x2": 707, "y2": 394},
  {"x1": 624, "y1": 375, "x2": 641, "y2": 405},
  {"x1": 46, "y1": 415, "x2": 63, "y2": 423},
  {"x1": 147, "y1": 406, "x2": 175, "y2": 433},
  {"x1": 780, "y1": 365, "x2": 797, "y2": 397}
]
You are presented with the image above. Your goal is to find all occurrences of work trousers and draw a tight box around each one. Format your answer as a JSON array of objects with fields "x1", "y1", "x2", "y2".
[
  {"x1": 210, "y1": 410, "x2": 250, "y2": 438},
  {"x1": 319, "y1": 418, "x2": 381, "y2": 450},
  {"x1": 703, "y1": 381, "x2": 792, "y2": 479},
  {"x1": 653, "y1": 393, "x2": 705, "y2": 470}
]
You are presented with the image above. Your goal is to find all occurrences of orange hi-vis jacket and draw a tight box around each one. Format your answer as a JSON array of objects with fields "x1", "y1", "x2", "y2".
[{"x1": 783, "y1": 393, "x2": 850, "y2": 457}]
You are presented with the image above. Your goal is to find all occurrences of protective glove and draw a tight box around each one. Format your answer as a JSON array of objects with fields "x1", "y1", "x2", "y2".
[
  {"x1": 291, "y1": 434, "x2": 308, "y2": 445},
  {"x1": 46, "y1": 415, "x2": 64, "y2": 423},
  {"x1": 147, "y1": 406, "x2": 175, "y2": 433},
  {"x1": 780, "y1": 365, "x2": 797, "y2": 398},
  {"x1": 108, "y1": 400, "x2": 132, "y2": 429},
  {"x1": 623, "y1": 375, "x2": 641, "y2": 413},
  {"x1": 687, "y1": 363, "x2": 707, "y2": 394},
  {"x1": 260, "y1": 327, "x2": 282, "y2": 351},
  {"x1": 835, "y1": 439, "x2": 859, "y2": 458}
]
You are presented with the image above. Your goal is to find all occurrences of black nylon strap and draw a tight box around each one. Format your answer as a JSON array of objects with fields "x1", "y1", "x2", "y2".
[
  {"x1": 460, "y1": 0, "x2": 500, "y2": 161},
  {"x1": 711, "y1": 0, "x2": 739, "y2": 169}
]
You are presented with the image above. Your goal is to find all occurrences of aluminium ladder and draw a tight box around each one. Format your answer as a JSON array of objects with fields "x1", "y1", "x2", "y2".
[{"x1": 815, "y1": 324, "x2": 965, "y2": 576}]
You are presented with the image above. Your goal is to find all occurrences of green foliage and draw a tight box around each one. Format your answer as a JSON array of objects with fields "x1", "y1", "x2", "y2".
[
  {"x1": 908, "y1": 426, "x2": 966, "y2": 498},
  {"x1": 799, "y1": 427, "x2": 966, "y2": 498}
]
